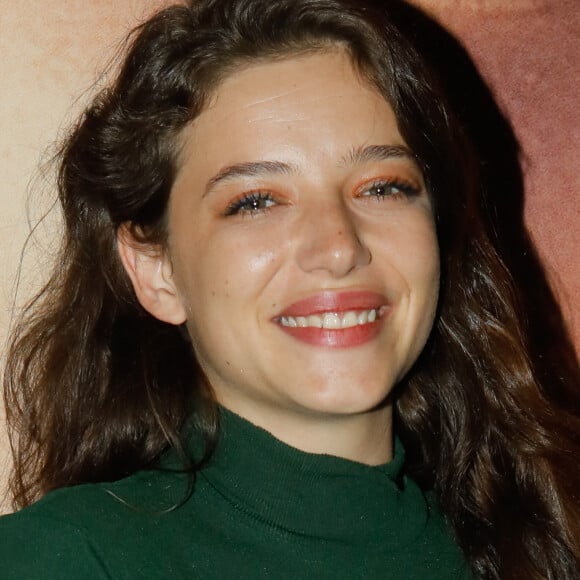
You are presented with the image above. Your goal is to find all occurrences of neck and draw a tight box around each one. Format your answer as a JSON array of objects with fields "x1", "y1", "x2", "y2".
[{"x1": 216, "y1": 398, "x2": 393, "y2": 466}]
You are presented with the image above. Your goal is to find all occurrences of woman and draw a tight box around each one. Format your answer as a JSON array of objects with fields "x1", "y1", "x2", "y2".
[{"x1": 1, "y1": 0, "x2": 578, "y2": 577}]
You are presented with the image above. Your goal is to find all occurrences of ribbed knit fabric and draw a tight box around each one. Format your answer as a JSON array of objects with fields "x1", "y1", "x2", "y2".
[{"x1": 0, "y1": 408, "x2": 473, "y2": 578}]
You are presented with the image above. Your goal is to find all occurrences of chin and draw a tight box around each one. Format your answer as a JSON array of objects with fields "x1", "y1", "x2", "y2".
[{"x1": 293, "y1": 378, "x2": 396, "y2": 417}]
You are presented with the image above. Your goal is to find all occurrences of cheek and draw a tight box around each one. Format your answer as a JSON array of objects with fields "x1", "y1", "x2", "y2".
[
  {"x1": 416, "y1": 227, "x2": 440, "y2": 290},
  {"x1": 173, "y1": 226, "x2": 283, "y2": 321},
  {"x1": 379, "y1": 215, "x2": 440, "y2": 349},
  {"x1": 246, "y1": 248, "x2": 278, "y2": 274},
  {"x1": 214, "y1": 230, "x2": 282, "y2": 292},
  {"x1": 176, "y1": 232, "x2": 285, "y2": 373},
  {"x1": 389, "y1": 218, "x2": 439, "y2": 373},
  {"x1": 404, "y1": 220, "x2": 440, "y2": 333},
  {"x1": 410, "y1": 224, "x2": 440, "y2": 310},
  {"x1": 375, "y1": 212, "x2": 439, "y2": 287}
]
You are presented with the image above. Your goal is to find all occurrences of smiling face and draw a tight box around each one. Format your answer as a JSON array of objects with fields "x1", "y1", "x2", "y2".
[{"x1": 121, "y1": 49, "x2": 440, "y2": 459}]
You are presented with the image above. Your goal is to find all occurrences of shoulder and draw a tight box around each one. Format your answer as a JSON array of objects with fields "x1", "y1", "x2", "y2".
[
  {"x1": 0, "y1": 495, "x2": 112, "y2": 579},
  {"x1": 0, "y1": 467, "x2": 192, "y2": 579}
]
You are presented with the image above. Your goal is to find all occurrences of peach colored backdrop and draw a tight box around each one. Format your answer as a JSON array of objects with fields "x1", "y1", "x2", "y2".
[{"x1": 1, "y1": 0, "x2": 578, "y2": 512}]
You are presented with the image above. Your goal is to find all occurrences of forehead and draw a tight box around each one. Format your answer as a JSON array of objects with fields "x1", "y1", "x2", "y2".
[
  {"x1": 176, "y1": 49, "x2": 405, "y2": 164},
  {"x1": 206, "y1": 50, "x2": 378, "y2": 117},
  {"x1": 170, "y1": 49, "x2": 405, "y2": 191}
]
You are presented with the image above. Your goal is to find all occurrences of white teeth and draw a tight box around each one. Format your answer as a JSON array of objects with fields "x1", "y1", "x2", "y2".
[
  {"x1": 322, "y1": 313, "x2": 341, "y2": 329},
  {"x1": 279, "y1": 309, "x2": 379, "y2": 329},
  {"x1": 342, "y1": 311, "x2": 358, "y2": 328},
  {"x1": 307, "y1": 315, "x2": 323, "y2": 328}
]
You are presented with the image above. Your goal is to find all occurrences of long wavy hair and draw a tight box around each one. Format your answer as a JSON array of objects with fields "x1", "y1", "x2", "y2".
[{"x1": 4, "y1": 0, "x2": 579, "y2": 577}]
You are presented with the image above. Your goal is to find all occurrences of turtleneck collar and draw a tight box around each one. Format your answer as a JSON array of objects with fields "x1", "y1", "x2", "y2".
[{"x1": 196, "y1": 407, "x2": 432, "y2": 548}]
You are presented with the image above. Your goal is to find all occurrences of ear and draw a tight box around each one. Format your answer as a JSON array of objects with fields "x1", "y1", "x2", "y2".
[{"x1": 117, "y1": 225, "x2": 187, "y2": 325}]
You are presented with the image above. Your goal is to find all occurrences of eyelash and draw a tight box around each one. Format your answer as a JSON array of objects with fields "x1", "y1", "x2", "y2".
[
  {"x1": 223, "y1": 177, "x2": 420, "y2": 217},
  {"x1": 356, "y1": 178, "x2": 420, "y2": 201},
  {"x1": 223, "y1": 192, "x2": 276, "y2": 216}
]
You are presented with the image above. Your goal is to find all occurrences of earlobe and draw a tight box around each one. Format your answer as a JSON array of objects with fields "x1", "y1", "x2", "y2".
[{"x1": 117, "y1": 226, "x2": 187, "y2": 325}]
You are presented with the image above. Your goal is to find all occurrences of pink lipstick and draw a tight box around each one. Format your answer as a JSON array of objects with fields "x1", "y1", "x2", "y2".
[{"x1": 275, "y1": 291, "x2": 389, "y2": 348}]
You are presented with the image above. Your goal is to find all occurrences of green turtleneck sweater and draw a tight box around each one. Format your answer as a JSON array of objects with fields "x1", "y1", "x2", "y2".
[{"x1": 0, "y1": 409, "x2": 472, "y2": 578}]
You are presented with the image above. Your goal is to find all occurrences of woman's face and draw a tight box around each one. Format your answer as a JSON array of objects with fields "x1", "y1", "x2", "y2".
[{"x1": 136, "y1": 50, "x2": 439, "y2": 434}]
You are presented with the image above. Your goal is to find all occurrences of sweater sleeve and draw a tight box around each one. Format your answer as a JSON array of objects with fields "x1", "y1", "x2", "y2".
[{"x1": 0, "y1": 512, "x2": 112, "y2": 579}]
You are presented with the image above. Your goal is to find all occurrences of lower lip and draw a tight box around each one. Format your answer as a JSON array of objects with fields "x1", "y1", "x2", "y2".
[{"x1": 277, "y1": 317, "x2": 384, "y2": 348}]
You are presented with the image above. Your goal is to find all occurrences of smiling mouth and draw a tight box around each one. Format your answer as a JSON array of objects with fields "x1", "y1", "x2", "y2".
[{"x1": 278, "y1": 308, "x2": 381, "y2": 330}]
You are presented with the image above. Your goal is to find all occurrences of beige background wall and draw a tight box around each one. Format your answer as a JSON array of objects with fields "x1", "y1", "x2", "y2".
[
  {"x1": 1, "y1": 0, "x2": 578, "y2": 512},
  {"x1": 0, "y1": 0, "x2": 169, "y2": 512}
]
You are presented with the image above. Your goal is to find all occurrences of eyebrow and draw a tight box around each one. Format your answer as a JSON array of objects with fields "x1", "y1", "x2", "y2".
[
  {"x1": 203, "y1": 160, "x2": 296, "y2": 197},
  {"x1": 203, "y1": 144, "x2": 417, "y2": 197},
  {"x1": 339, "y1": 144, "x2": 417, "y2": 167}
]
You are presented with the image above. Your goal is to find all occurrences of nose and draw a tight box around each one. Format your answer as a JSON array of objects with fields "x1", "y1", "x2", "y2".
[{"x1": 294, "y1": 198, "x2": 371, "y2": 278}]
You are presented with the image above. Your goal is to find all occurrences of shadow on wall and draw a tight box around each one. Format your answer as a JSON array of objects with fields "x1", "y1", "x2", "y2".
[{"x1": 391, "y1": 1, "x2": 578, "y2": 403}]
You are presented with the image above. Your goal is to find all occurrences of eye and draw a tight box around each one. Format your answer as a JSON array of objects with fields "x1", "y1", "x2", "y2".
[
  {"x1": 357, "y1": 179, "x2": 420, "y2": 201},
  {"x1": 224, "y1": 192, "x2": 277, "y2": 216}
]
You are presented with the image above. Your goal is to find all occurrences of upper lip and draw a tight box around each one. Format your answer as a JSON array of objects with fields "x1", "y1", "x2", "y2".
[{"x1": 276, "y1": 290, "x2": 388, "y2": 318}]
